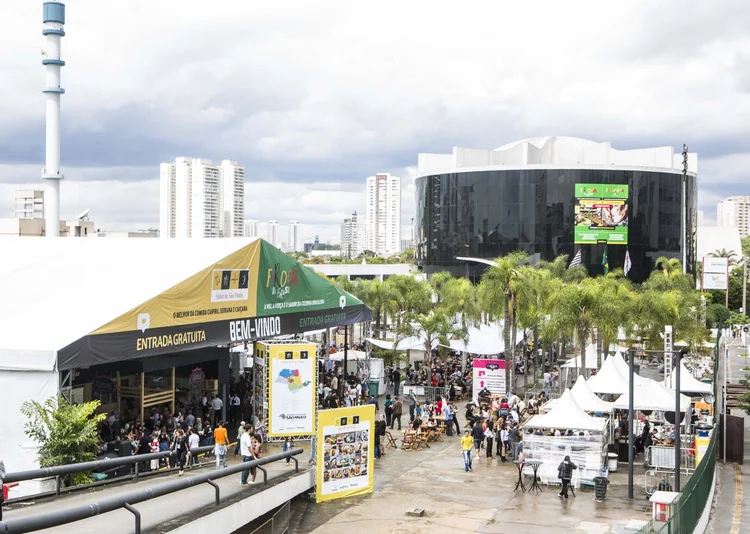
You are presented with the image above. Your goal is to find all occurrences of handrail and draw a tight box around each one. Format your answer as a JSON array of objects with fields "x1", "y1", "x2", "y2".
[
  {"x1": 0, "y1": 448, "x2": 303, "y2": 534},
  {"x1": 3, "y1": 445, "x2": 214, "y2": 484}
]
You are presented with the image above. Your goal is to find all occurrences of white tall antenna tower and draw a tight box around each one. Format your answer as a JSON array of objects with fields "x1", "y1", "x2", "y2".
[{"x1": 41, "y1": 1, "x2": 66, "y2": 237}]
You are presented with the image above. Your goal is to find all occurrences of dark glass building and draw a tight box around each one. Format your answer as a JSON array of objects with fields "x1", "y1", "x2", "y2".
[{"x1": 414, "y1": 138, "x2": 698, "y2": 283}]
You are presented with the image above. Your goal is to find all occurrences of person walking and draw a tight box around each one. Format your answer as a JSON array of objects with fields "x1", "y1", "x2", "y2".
[
  {"x1": 172, "y1": 428, "x2": 190, "y2": 476},
  {"x1": 384, "y1": 394, "x2": 394, "y2": 428},
  {"x1": 234, "y1": 420, "x2": 246, "y2": 456},
  {"x1": 558, "y1": 455, "x2": 578, "y2": 499},
  {"x1": 483, "y1": 421, "x2": 494, "y2": 459},
  {"x1": 499, "y1": 423, "x2": 510, "y2": 462},
  {"x1": 461, "y1": 430, "x2": 474, "y2": 472},
  {"x1": 213, "y1": 420, "x2": 229, "y2": 470},
  {"x1": 392, "y1": 367, "x2": 401, "y2": 397},
  {"x1": 471, "y1": 420, "x2": 484, "y2": 460},
  {"x1": 408, "y1": 392, "x2": 417, "y2": 422},
  {"x1": 444, "y1": 401, "x2": 454, "y2": 436},
  {"x1": 239, "y1": 424, "x2": 254, "y2": 486},
  {"x1": 451, "y1": 403, "x2": 461, "y2": 435},
  {"x1": 391, "y1": 397, "x2": 403, "y2": 430},
  {"x1": 508, "y1": 423, "x2": 521, "y2": 461}
]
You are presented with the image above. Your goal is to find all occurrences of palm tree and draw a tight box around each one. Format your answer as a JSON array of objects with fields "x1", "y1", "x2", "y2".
[
  {"x1": 590, "y1": 272, "x2": 634, "y2": 368},
  {"x1": 515, "y1": 266, "x2": 557, "y2": 388},
  {"x1": 396, "y1": 310, "x2": 467, "y2": 385},
  {"x1": 709, "y1": 248, "x2": 739, "y2": 266},
  {"x1": 434, "y1": 276, "x2": 481, "y2": 329},
  {"x1": 478, "y1": 251, "x2": 529, "y2": 390},
  {"x1": 384, "y1": 274, "x2": 431, "y2": 328},
  {"x1": 357, "y1": 279, "x2": 398, "y2": 339}
]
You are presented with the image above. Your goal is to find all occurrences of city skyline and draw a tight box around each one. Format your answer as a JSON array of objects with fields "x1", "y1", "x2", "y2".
[{"x1": 1, "y1": 1, "x2": 749, "y2": 242}]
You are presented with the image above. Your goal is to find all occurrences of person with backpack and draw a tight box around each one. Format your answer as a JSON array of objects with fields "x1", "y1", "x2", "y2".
[
  {"x1": 391, "y1": 397, "x2": 403, "y2": 430},
  {"x1": 557, "y1": 455, "x2": 578, "y2": 499}
]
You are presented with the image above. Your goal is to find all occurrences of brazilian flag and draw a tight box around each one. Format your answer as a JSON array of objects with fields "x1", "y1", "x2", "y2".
[{"x1": 602, "y1": 249, "x2": 609, "y2": 274}]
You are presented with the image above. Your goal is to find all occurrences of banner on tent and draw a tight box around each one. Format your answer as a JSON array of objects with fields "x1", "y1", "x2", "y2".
[
  {"x1": 267, "y1": 343, "x2": 317, "y2": 437},
  {"x1": 473, "y1": 359, "x2": 507, "y2": 401},
  {"x1": 316, "y1": 405, "x2": 375, "y2": 503},
  {"x1": 57, "y1": 240, "x2": 372, "y2": 370}
]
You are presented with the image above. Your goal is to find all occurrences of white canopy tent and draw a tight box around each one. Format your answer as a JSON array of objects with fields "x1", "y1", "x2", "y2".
[
  {"x1": 543, "y1": 375, "x2": 615, "y2": 413},
  {"x1": 611, "y1": 352, "x2": 651, "y2": 387},
  {"x1": 328, "y1": 350, "x2": 369, "y2": 361},
  {"x1": 661, "y1": 360, "x2": 712, "y2": 395},
  {"x1": 366, "y1": 336, "x2": 435, "y2": 351},
  {"x1": 526, "y1": 389, "x2": 608, "y2": 432},
  {"x1": 562, "y1": 344, "x2": 599, "y2": 370},
  {"x1": 613, "y1": 379, "x2": 691, "y2": 412},
  {"x1": 586, "y1": 356, "x2": 629, "y2": 395},
  {"x1": 445, "y1": 323, "x2": 504, "y2": 354}
]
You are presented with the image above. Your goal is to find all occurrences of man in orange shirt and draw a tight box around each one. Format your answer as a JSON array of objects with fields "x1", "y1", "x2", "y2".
[{"x1": 213, "y1": 420, "x2": 229, "y2": 470}]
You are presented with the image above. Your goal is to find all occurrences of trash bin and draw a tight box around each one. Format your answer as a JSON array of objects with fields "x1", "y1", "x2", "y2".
[
  {"x1": 594, "y1": 476, "x2": 609, "y2": 501},
  {"x1": 368, "y1": 379, "x2": 379, "y2": 397},
  {"x1": 607, "y1": 453, "x2": 619, "y2": 472}
]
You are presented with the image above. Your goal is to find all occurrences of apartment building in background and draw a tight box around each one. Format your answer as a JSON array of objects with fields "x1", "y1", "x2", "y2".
[
  {"x1": 14, "y1": 189, "x2": 45, "y2": 219},
  {"x1": 717, "y1": 196, "x2": 750, "y2": 237},
  {"x1": 244, "y1": 219, "x2": 259, "y2": 238},
  {"x1": 341, "y1": 210, "x2": 366, "y2": 258},
  {"x1": 288, "y1": 220, "x2": 301, "y2": 252},
  {"x1": 365, "y1": 173, "x2": 401, "y2": 255},
  {"x1": 268, "y1": 220, "x2": 279, "y2": 247},
  {"x1": 160, "y1": 157, "x2": 244, "y2": 238}
]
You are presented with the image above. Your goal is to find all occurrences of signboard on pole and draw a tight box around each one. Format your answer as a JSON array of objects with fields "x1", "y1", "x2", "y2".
[
  {"x1": 316, "y1": 405, "x2": 375, "y2": 503},
  {"x1": 266, "y1": 342, "x2": 317, "y2": 437},
  {"x1": 702, "y1": 257, "x2": 729, "y2": 291},
  {"x1": 472, "y1": 359, "x2": 507, "y2": 401}
]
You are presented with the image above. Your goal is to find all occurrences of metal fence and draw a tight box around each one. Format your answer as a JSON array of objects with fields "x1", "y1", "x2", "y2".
[
  {"x1": 645, "y1": 447, "x2": 697, "y2": 471},
  {"x1": 655, "y1": 435, "x2": 716, "y2": 534},
  {"x1": 248, "y1": 500, "x2": 290, "y2": 534}
]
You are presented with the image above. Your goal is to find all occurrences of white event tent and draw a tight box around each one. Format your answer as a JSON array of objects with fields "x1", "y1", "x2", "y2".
[
  {"x1": 446, "y1": 323, "x2": 505, "y2": 354},
  {"x1": 526, "y1": 389, "x2": 608, "y2": 432},
  {"x1": 561, "y1": 344, "x2": 599, "y2": 370},
  {"x1": 542, "y1": 375, "x2": 614, "y2": 414},
  {"x1": 662, "y1": 360, "x2": 712, "y2": 395},
  {"x1": 611, "y1": 352, "x2": 651, "y2": 387},
  {"x1": 586, "y1": 356, "x2": 630, "y2": 395},
  {"x1": 613, "y1": 379, "x2": 691, "y2": 413}
]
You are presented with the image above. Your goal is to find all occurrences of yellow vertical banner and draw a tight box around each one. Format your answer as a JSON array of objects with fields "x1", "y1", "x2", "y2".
[
  {"x1": 266, "y1": 342, "x2": 317, "y2": 437},
  {"x1": 316, "y1": 405, "x2": 375, "y2": 503}
]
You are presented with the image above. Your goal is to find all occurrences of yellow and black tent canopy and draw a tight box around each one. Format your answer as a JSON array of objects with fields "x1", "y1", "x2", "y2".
[{"x1": 58, "y1": 239, "x2": 371, "y2": 370}]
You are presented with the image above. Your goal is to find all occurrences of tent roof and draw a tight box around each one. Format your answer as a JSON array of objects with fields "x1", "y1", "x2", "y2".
[
  {"x1": 662, "y1": 360, "x2": 712, "y2": 395},
  {"x1": 562, "y1": 344, "x2": 599, "y2": 369},
  {"x1": 586, "y1": 356, "x2": 629, "y2": 394},
  {"x1": 570, "y1": 375, "x2": 615, "y2": 412},
  {"x1": 525, "y1": 389, "x2": 607, "y2": 431},
  {"x1": 0, "y1": 238, "x2": 370, "y2": 370},
  {"x1": 613, "y1": 379, "x2": 691, "y2": 412},
  {"x1": 367, "y1": 336, "x2": 438, "y2": 351},
  {"x1": 0, "y1": 237, "x2": 259, "y2": 353},
  {"x1": 611, "y1": 352, "x2": 651, "y2": 387},
  {"x1": 329, "y1": 350, "x2": 369, "y2": 361},
  {"x1": 445, "y1": 323, "x2": 504, "y2": 355}
]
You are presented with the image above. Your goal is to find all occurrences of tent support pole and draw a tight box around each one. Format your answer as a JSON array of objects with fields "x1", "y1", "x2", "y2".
[
  {"x1": 116, "y1": 371, "x2": 121, "y2": 416},
  {"x1": 171, "y1": 367, "x2": 176, "y2": 414},
  {"x1": 343, "y1": 325, "x2": 349, "y2": 394},
  {"x1": 675, "y1": 350, "x2": 682, "y2": 492},
  {"x1": 627, "y1": 351, "x2": 634, "y2": 499},
  {"x1": 140, "y1": 372, "x2": 145, "y2": 424}
]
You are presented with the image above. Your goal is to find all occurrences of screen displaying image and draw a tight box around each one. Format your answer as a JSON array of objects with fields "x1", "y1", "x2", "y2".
[{"x1": 574, "y1": 184, "x2": 629, "y2": 245}]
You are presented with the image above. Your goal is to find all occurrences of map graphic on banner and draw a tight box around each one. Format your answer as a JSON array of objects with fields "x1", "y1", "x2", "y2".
[
  {"x1": 574, "y1": 183, "x2": 629, "y2": 245},
  {"x1": 316, "y1": 405, "x2": 375, "y2": 503},
  {"x1": 472, "y1": 359, "x2": 507, "y2": 401},
  {"x1": 267, "y1": 343, "x2": 317, "y2": 437}
]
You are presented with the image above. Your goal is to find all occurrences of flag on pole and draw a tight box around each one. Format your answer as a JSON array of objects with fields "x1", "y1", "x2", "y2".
[
  {"x1": 568, "y1": 248, "x2": 582, "y2": 269},
  {"x1": 602, "y1": 249, "x2": 609, "y2": 274},
  {"x1": 624, "y1": 249, "x2": 632, "y2": 276}
]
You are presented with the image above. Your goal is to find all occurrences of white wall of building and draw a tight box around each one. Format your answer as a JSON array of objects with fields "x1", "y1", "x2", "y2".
[
  {"x1": 717, "y1": 196, "x2": 750, "y2": 237},
  {"x1": 365, "y1": 173, "x2": 401, "y2": 255},
  {"x1": 341, "y1": 211, "x2": 366, "y2": 257},
  {"x1": 174, "y1": 157, "x2": 192, "y2": 238},
  {"x1": 288, "y1": 220, "x2": 301, "y2": 252},
  {"x1": 220, "y1": 160, "x2": 245, "y2": 237},
  {"x1": 268, "y1": 220, "x2": 279, "y2": 247},
  {"x1": 244, "y1": 219, "x2": 259, "y2": 238},
  {"x1": 159, "y1": 163, "x2": 176, "y2": 238},
  {"x1": 14, "y1": 189, "x2": 45, "y2": 219},
  {"x1": 190, "y1": 159, "x2": 220, "y2": 238}
]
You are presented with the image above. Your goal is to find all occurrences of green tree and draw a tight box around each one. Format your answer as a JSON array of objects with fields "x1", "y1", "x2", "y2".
[
  {"x1": 21, "y1": 397, "x2": 106, "y2": 486},
  {"x1": 741, "y1": 236, "x2": 750, "y2": 257},
  {"x1": 384, "y1": 274, "x2": 431, "y2": 328},
  {"x1": 433, "y1": 275, "x2": 481, "y2": 329},
  {"x1": 478, "y1": 251, "x2": 529, "y2": 389},
  {"x1": 709, "y1": 248, "x2": 739, "y2": 266},
  {"x1": 357, "y1": 279, "x2": 398, "y2": 338}
]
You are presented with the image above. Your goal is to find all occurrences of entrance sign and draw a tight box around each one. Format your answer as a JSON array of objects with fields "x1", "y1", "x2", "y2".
[
  {"x1": 316, "y1": 405, "x2": 375, "y2": 503},
  {"x1": 472, "y1": 359, "x2": 507, "y2": 401},
  {"x1": 702, "y1": 256, "x2": 729, "y2": 291},
  {"x1": 57, "y1": 239, "x2": 371, "y2": 371},
  {"x1": 266, "y1": 342, "x2": 317, "y2": 437}
]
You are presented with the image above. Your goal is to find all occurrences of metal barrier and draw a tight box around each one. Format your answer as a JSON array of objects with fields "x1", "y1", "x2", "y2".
[
  {"x1": 0, "y1": 448, "x2": 303, "y2": 534},
  {"x1": 3, "y1": 445, "x2": 214, "y2": 497},
  {"x1": 645, "y1": 446, "x2": 697, "y2": 471},
  {"x1": 423, "y1": 386, "x2": 449, "y2": 402},
  {"x1": 656, "y1": 434, "x2": 717, "y2": 533},
  {"x1": 248, "y1": 500, "x2": 291, "y2": 534}
]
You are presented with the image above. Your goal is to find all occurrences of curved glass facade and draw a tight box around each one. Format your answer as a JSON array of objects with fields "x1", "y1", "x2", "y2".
[{"x1": 415, "y1": 169, "x2": 697, "y2": 283}]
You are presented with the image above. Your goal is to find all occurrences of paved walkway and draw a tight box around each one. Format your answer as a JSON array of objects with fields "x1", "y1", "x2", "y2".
[
  {"x1": 297, "y1": 421, "x2": 652, "y2": 533},
  {"x1": 707, "y1": 338, "x2": 750, "y2": 534},
  {"x1": 2, "y1": 445, "x2": 311, "y2": 534}
]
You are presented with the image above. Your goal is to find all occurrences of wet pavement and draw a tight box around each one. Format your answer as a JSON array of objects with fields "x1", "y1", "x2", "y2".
[{"x1": 297, "y1": 419, "x2": 652, "y2": 533}]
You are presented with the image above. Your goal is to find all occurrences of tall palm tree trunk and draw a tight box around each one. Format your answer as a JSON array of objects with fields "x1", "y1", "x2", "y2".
[{"x1": 503, "y1": 295, "x2": 512, "y2": 394}]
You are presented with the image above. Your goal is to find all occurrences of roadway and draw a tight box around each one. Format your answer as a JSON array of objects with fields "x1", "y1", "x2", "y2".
[
  {"x1": 707, "y1": 337, "x2": 750, "y2": 534},
  {"x1": 2, "y1": 445, "x2": 314, "y2": 534}
]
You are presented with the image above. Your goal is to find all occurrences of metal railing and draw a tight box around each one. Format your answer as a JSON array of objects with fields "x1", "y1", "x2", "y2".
[
  {"x1": 3, "y1": 445, "x2": 214, "y2": 497},
  {"x1": 0, "y1": 448, "x2": 303, "y2": 534},
  {"x1": 645, "y1": 446, "x2": 697, "y2": 471},
  {"x1": 248, "y1": 500, "x2": 290, "y2": 534},
  {"x1": 656, "y1": 435, "x2": 717, "y2": 533}
]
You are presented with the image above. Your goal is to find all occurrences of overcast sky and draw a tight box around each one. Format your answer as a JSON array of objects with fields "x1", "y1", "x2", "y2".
[{"x1": 1, "y1": 0, "x2": 749, "y2": 241}]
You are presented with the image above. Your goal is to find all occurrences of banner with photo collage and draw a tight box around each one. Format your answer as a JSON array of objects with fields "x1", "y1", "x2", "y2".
[{"x1": 316, "y1": 405, "x2": 375, "y2": 503}]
